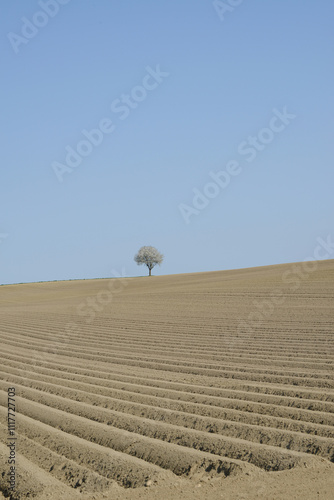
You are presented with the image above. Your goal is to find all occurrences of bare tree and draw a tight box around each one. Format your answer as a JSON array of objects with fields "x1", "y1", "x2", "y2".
[{"x1": 134, "y1": 246, "x2": 164, "y2": 276}]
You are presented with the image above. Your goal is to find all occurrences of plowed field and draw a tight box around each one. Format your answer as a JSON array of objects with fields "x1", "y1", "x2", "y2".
[{"x1": 1, "y1": 260, "x2": 334, "y2": 499}]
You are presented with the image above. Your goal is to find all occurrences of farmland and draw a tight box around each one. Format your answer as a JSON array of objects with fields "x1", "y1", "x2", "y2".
[{"x1": 0, "y1": 259, "x2": 333, "y2": 499}]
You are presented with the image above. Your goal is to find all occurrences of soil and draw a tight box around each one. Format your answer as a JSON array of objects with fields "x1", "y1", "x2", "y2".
[{"x1": 0, "y1": 260, "x2": 333, "y2": 499}]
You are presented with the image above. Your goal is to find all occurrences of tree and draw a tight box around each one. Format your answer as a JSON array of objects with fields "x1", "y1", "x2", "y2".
[{"x1": 134, "y1": 246, "x2": 164, "y2": 276}]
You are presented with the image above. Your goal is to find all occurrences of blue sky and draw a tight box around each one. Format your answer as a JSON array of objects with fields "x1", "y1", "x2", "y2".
[{"x1": 1, "y1": 0, "x2": 333, "y2": 284}]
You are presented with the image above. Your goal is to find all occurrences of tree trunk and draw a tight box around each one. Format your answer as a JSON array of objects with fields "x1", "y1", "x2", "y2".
[{"x1": 149, "y1": 268, "x2": 152, "y2": 276}]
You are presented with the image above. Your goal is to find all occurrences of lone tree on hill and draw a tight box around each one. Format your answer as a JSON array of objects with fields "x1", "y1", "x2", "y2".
[{"x1": 134, "y1": 246, "x2": 164, "y2": 276}]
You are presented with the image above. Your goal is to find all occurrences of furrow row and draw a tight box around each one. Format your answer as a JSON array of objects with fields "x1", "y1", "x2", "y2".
[
  {"x1": 0, "y1": 338, "x2": 332, "y2": 387},
  {"x1": 0, "y1": 395, "x2": 319, "y2": 472},
  {"x1": 0, "y1": 327, "x2": 332, "y2": 369},
  {"x1": 1, "y1": 369, "x2": 334, "y2": 429},
  {"x1": 0, "y1": 329, "x2": 332, "y2": 372},
  {"x1": 0, "y1": 401, "x2": 254, "y2": 480},
  {"x1": 0, "y1": 423, "x2": 112, "y2": 493},
  {"x1": 1, "y1": 348, "x2": 333, "y2": 406},
  {"x1": 1, "y1": 386, "x2": 333, "y2": 463}
]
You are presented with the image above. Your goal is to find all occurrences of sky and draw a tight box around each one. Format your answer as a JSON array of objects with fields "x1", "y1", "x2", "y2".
[{"x1": 1, "y1": 0, "x2": 333, "y2": 284}]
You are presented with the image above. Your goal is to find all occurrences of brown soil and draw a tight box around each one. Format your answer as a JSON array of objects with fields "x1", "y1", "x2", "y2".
[{"x1": 0, "y1": 260, "x2": 333, "y2": 499}]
